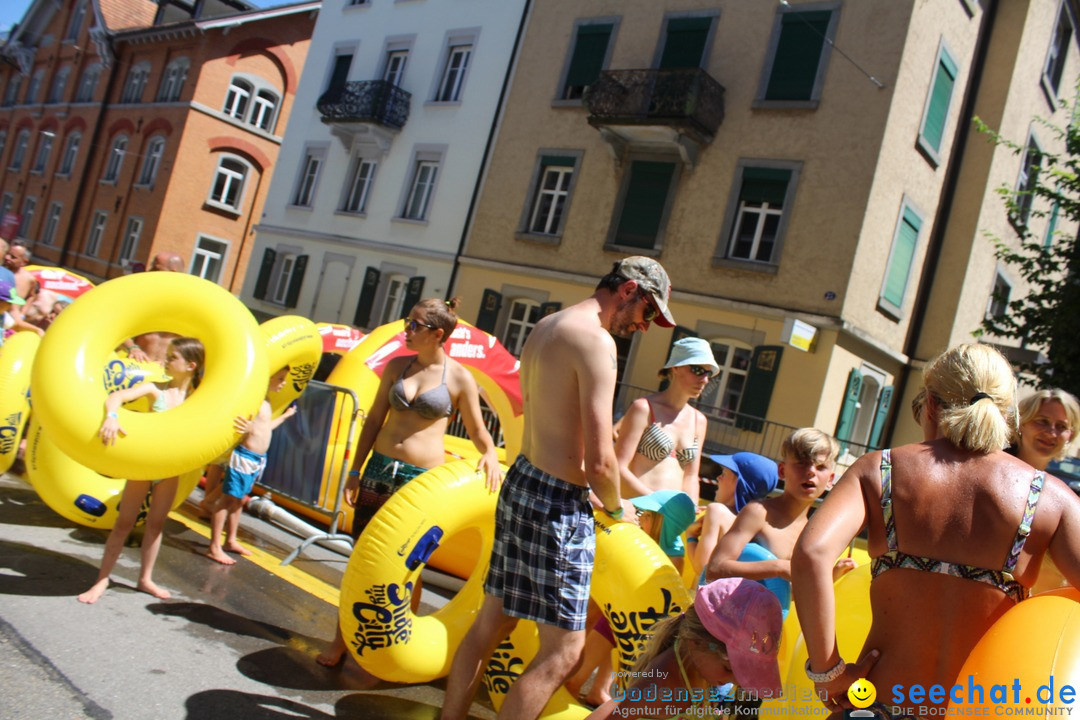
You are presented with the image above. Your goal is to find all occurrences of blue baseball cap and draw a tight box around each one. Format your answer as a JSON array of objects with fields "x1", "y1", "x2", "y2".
[
  {"x1": 630, "y1": 489, "x2": 697, "y2": 536},
  {"x1": 708, "y1": 452, "x2": 778, "y2": 511}
]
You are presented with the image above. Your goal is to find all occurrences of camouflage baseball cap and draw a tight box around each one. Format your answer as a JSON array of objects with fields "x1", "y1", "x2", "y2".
[{"x1": 613, "y1": 256, "x2": 674, "y2": 327}]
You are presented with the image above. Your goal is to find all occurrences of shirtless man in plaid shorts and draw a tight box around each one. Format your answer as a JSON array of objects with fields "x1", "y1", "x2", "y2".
[{"x1": 442, "y1": 257, "x2": 676, "y2": 720}]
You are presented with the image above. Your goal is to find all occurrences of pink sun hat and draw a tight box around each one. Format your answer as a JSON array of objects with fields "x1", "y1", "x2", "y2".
[{"x1": 695, "y1": 577, "x2": 784, "y2": 695}]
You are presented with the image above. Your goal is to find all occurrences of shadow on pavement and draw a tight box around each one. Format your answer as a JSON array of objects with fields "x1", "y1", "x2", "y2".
[
  {"x1": 0, "y1": 486, "x2": 77, "y2": 529},
  {"x1": 185, "y1": 689, "x2": 335, "y2": 720},
  {"x1": 0, "y1": 538, "x2": 99, "y2": 596},
  {"x1": 237, "y1": 645, "x2": 386, "y2": 691}
]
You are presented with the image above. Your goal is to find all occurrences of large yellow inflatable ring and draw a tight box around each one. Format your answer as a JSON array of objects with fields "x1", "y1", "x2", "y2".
[{"x1": 31, "y1": 272, "x2": 268, "y2": 480}]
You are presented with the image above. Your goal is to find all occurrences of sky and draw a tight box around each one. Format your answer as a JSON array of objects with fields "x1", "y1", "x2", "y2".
[{"x1": 1, "y1": 0, "x2": 286, "y2": 37}]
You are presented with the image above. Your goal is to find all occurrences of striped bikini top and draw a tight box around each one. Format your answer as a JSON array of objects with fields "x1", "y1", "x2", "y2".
[
  {"x1": 635, "y1": 400, "x2": 698, "y2": 467},
  {"x1": 869, "y1": 448, "x2": 1045, "y2": 603}
]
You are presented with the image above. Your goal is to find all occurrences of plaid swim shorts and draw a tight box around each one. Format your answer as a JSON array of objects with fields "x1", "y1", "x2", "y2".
[
  {"x1": 484, "y1": 455, "x2": 595, "y2": 631},
  {"x1": 351, "y1": 450, "x2": 428, "y2": 538}
]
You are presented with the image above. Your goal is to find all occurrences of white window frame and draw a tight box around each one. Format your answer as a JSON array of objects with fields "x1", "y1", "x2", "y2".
[
  {"x1": 18, "y1": 196, "x2": 36, "y2": 237},
  {"x1": 31, "y1": 133, "x2": 53, "y2": 173},
  {"x1": 501, "y1": 298, "x2": 541, "y2": 356},
  {"x1": 41, "y1": 202, "x2": 62, "y2": 246},
  {"x1": 1042, "y1": 1, "x2": 1074, "y2": 103},
  {"x1": 118, "y1": 216, "x2": 143, "y2": 264},
  {"x1": 157, "y1": 58, "x2": 189, "y2": 102},
  {"x1": 207, "y1": 154, "x2": 251, "y2": 212},
  {"x1": 431, "y1": 30, "x2": 478, "y2": 103},
  {"x1": 75, "y1": 64, "x2": 101, "y2": 102},
  {"x1": 986, "y1": 269, "x2": 1013, "y2": 320},
  {"x1": 340, "y1": 155, "x2": 377, "y2": 214},
  {"x1": 521, "y1": 152, "x2": 582, "y2": 238},
  {"x1": 102, "y1": 135, "x2": 128, "y2": 183},
  {"x1": 85, "y1": 211, "x2": 108, "y2": 257},
  {"x1": 58, "y1": 132, "x2": 80, "y2": 175},
  {"x1": 1012, "y1": 131, "x2": 1043, "y2": 228},
  {"x1": 699, "y1": 339, "x2": 754, "y2": 423},
  {"x1": 271, "y1": 253, "x2": 299, "y2": 305},
  {"x1": 292, "y1": 148, "x2": 325, "y2": 207},
  {"x1": 10, "y1": 129, "x2": 30, "y2": 170},
  {"x1": 715, "y1": 160, "x2": 802, "y2": 270},
  {"x1": 223, "y1": 77, "x2": 253, "y2": 119},
  {"x1": 47, "y1": 66, "x2": 70, "y2": 104},
  {"x1": 121, "y1": 62, "x2": 151, "y2": 103},
  {"x1": 401, "y1": 159, "x2": 439, "y2": 221},
  {"x1": 191, "y1": 235, "x2": 230, "y2": 283},
  {"x1": 250, "y1": 89, "x2": 279, "y2": 132},
  {"x1": 384, "y1": 49, "x2": 409, "y2": 87},
  {"x1": 379, "y1": 274, "x2": 409, "y2": 325},
  {"x1": 137, "y1": 136, "x2": 166, "y2": 187}
]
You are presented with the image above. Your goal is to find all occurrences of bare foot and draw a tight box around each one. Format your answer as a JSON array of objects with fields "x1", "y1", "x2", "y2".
[
  {"x1": 583, "y1": 690, "x2": 612, "y2": 708},
  {"x1": 316, "y1": 637, "x2": 348, "y2": 668},
  {"x1": 137, "y1": 579, "x2": 171, "y2": 599},
  {"x1": 77, "y1": 579, "x2": 109, "y2": 604},
  {"x1": 223, "y1": 541, "x2": 252, "y2": 557},
  {"x1": 204, "y1": 546, "x2": 236, "y2": 565}
]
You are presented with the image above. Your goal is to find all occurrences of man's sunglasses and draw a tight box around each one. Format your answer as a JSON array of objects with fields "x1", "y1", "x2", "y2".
[
  {"x1": 404, "y1": 318, "x2": 438, "y2": 332},
  {"x1": 637, "y1": 289, "x2": 659, "y2": 323}
]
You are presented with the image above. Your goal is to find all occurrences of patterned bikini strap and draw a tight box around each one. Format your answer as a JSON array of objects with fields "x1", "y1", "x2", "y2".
[
  {"x1": 1003, "y1": 470, "x2": 1046, "y2": 574},
  {"x1": 880, "y1": 448, "x2": 898, "y2": 552}
]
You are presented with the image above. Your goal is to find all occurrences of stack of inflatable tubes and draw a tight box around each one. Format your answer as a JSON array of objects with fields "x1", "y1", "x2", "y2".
[{"x1": 0, "y1": 331, "x2": 39, "y2": 474}]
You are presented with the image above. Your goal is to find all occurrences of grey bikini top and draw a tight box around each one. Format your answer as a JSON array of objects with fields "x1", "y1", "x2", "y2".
[{"x1": 388, "y1": 358, "x2": 453, "y2": 420}]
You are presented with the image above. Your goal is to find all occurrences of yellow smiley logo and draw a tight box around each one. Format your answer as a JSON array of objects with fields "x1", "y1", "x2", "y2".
[{"x1": 848, "y1": 678, "x2": 877, "y2": 709}]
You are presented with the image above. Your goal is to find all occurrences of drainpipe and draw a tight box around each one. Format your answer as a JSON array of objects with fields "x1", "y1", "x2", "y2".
[
  {"x1": 445, "y1": 0, "x2": 531, "y2": 300},
  {"x1": 883, "y1": 0, "x2": 998, "y2": 446}
]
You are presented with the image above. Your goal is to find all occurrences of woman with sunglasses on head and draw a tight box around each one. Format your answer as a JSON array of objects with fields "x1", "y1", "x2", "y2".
[
  {"x1": 792, "y1": 344, "x2": 1080, "y2": 717},
  {"x1": 615, "y1": 337, "x2": 717, "y2": 572},
  {"x1": 1006, "y1": 388, "x2": 1080, "y2": 472},
  {"x1": 316, "y1": 297, "x2": 501, "y2": 667}
]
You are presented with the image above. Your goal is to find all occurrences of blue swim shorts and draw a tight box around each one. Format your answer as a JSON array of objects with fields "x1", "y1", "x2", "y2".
[{"x1": 222, "y1": 445, "x2": 267, "y2": 500}]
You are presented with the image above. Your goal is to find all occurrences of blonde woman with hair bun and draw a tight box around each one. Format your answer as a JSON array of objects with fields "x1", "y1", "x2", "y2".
[
  {"x1": 1010, "y1": 388, "x2": 1080, "y2": 471},
  {"x1": 792, "y1": 343, "x2": 1080, "y2": 716}
]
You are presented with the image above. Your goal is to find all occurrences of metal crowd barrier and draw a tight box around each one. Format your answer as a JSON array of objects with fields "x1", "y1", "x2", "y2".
[{"x1": 254, "y1": 380, "x2": 362, "y2": 565}]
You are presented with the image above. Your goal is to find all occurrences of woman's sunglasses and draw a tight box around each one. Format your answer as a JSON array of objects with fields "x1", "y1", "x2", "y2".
[
  {"x1": 686, "y1": 365, "x2": 713, "y2": 378},
  {"x1": 404, "y1": 318, "x2": 438, "y2": 333}
]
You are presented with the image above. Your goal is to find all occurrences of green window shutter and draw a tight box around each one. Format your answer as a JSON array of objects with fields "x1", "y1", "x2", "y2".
[
  {"x1": 765, "y1": 11, "x2": 830, "y2": 101},
  {"x1": 401, "y1": 276, "x2": 425, "y2": 315},
  {"x1": 253, "y1": 247, "x2": 276, "y2": 300},
  {"x1": 614, "y1": 161, "x2": 676, "y2": 249},
  {"x1": 735, "y1": 345, "x2": 784, "y2": 432},
  {"x1": 564, "y1": 24, "x2": 613, "y2": 98},
  {"x1": 740, "y1": 167, "x2": 791, "y2": 205},
  {"x1": 1045, "y1": 202, "x2": 1060, "y2": 248},
  {"x1": 283, "y1": 254, "x2": 308, "y2": 308},
  {"x1": 834, "y1": 368, "x2": 864, "y2": 444},
  {"x1": 659, "y1": 17, "x2": 712, "y2": 69},
  {"x1": 542, "y1": 155, "x2": 576, "y2": 168},
  {"x1": 353, "y1": 266, "x2": 381, "y2": 328},
  {"x1": 475, "y1": 289, "x2": 502, "y2": 333},
  {"x1": 882, "y1": 206, "x2": 922, "y2": 311},
  {"x1": 921, "y1": 50, "x2": 957, "y2": 154},
  {"x1": 868, "y1": 385, "x2": 894, "y2": 448}
]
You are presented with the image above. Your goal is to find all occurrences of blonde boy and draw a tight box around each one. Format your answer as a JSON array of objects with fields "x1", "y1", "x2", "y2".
[{"x1": 705, "y1": 428, "x2": 854, "y2": 592}]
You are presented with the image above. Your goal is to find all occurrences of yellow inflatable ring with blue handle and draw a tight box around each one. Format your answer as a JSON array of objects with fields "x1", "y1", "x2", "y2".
[
  {"x1": 338, "y1": 458, "x2": 504, "y2": 683},
  {"x1": 0, "y1": 331, "x2": 40, "y2": 473},
  {"x1": 25, "y1": 416, "x2": 202, "y2": 528},
  {"x1": 260, "y1": 316, "x2": 322, "y2": 417},
  {"x1": 31, "y1": 272, "x2": 268, "y2": 480}
]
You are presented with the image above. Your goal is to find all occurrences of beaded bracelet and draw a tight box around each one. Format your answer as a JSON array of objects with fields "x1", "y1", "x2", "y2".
[{"x1": 804, "y1": 658, "x2": 847, "y2": 683}]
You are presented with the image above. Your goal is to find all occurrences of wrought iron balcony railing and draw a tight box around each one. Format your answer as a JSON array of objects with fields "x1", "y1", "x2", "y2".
[
  {"x1": 317, "y1": 80, "x2": 411, "y2": 130},
  {"x1": 584, "y1": 68, "x2": 725, "y2": 140}
]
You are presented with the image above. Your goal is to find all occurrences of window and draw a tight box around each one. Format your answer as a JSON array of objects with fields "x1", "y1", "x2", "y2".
[
  {"x1": 58, "y1": 132, "x2": 81, "y2": 175},
  {"x1": 25, "y1": 69, "x2": 44, "y2": 104},
  {"x1": 1043, "y1": 2, "x2": 1074, "y2": 101},
  {"x1": 401, "y1": 159, "x2": 439, "y2": 220},
  {"x1": 32, "y1": 133, "x2": 53, "y2": 173},
  {"x1": 10, "y1": 130, "x2": 30, "y2": 170},
  {"x1": 1012, "y1": 135, "x2": 1043, "y2": 228},
  {"x1": 120, "y1": 63, "x2": 150, "y2": 103},
  {"x1": 157, "y1": 58, "x2": 189, "y2": 102},
  {"x1": 879, "y1": 201, "x2": 923, "y2": 319},
  {"x1": 292, "y1": 150, "x2": 323, "y2": 207},
  {"x1": 137, "y1": 136, "x2": 165, "y2": 186},
  {"x1": 559, "y1": 21, "x2": 614, "y2": 100},
  {"x1": 223, "y1": 78, "x2": 252, "y2": 119},
  {"x1": 18, "y1": 197, "x2": 36, "y2": 237},
  {"x1": 341, "y1": 156, "x2": 377, "y2": 213},
  {"x1": 0, "y1": 131, "x2": 6, "y2": 166},
  {"x1": 757, "y1": 6, "x2": 838, "y2": 105},
  {"x1": 66, "y1": 0, "x2": 87, "y2": 42},
  {"x1": 326, "y1": 52, "x2": 353, "y2": 93},
  {"x1": 525, "y1": 155, "x2": 577, "y2": 236},
  {"x1": 85, "y1": 211, "x2": 108, "y2": 257},
  {"x1": 610, "y1": 159, "x2": 679, "y2": 250},
  {"x1": 917, "y1": 43, "x2": 958, "y2": 162},
  {"x1": 251, "y1": 90, "x2": 279, "y2": 132},
  {"x1": 987, "y1": 271, "x2": 1011, "y2": 319},
  {"x1": 208, "y1": 155, "x2": 250, "y2": 211},
  {"x1": 102, "y1": 135, "x2": 128, "y2": 182},
  {"x1": 41, "y1": 202, "x2": 62, "y2": 246},
  {"x1": 722, "y1": 165, "x2": 797, "y2": 265},
  {"x1": 699, "y1": 341, "x2": 753, "y2": 422},
  {"x1": 192, "y1": 237, "x2": 228, "y2": 282},
  {"x1": 272, "y1": 254, "x2": 299, "y2": 304},
  {"x1": 47, "y1": 66, "x2": 70, "y2": 103},
  {"x1": 658, "y1": 15, "x2": 715, "y2": 69},
  {"x1": 435, "y1": 42, "x2": 472, "y2": 102},
  {"x1": 75, "y1": 64, "x2": 102, "y2": 102},
  {"x1": 3, "y1": 75, "x2": 23, "y2": 106},
  {"x1": 380, "y1": 275, "x2": 409, "y2": 325},
  {"x1": 119, "y1": 217, "x2": 142, "y2": 263},
  {"x1": 502, "y1": 299, "x2": 540, "y2": 356},
  {"x1": 384, "y1": 49, "x2": 409, "y2": 87}
]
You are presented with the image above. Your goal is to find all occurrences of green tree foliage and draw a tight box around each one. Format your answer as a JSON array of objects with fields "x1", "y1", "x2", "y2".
[{"x1": 977, "y1": 103, "x2": 1080, "y2": 394}]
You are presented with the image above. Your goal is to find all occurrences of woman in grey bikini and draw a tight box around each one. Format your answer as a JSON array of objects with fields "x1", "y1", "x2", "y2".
[{"x1": 316, "y1": 297, "x2": 501, "y2": 667}]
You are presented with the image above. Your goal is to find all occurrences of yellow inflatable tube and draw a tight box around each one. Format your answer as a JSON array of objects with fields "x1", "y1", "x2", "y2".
[
  {"x1": 338, "y1": 459, "x2": 503, "y2": 683},
  {"x1": 484, "y1": 513, "x2": 692, "y2": 719},
  {"x1": 31, "y1": 272, "x2": 268, "y2": 480},
  {"x1": 0, "y1": 331, "x2": 40, "y2": 473},
  {"x1": 260, "y1": 315, "x2": 322, "y2": 416}
]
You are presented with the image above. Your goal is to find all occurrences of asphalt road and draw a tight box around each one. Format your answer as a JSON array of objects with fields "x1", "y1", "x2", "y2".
[{"x1": 0, "y1": 472, "x2": 497, "y2": 720}]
